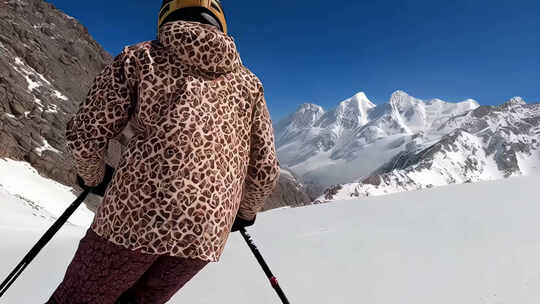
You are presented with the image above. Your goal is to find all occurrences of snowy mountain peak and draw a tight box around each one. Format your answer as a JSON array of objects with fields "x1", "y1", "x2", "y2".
[
  {"x1": 462, "y1": 99, "x2": 480, "y2": 107},
  {"x1": 503, "y1": 96, "x2": 527, "y2": 108},
  {"x1": 392, "y1": 90, "x2": 410, "y2": 97},
  {"x1": 334, "y1": 92, "x2": 375, "y2": 127},
  {"x1": 380, "y1": 90, "x2": 426, "y2": 133},
  {"x1": 351, "y1": 91, "x2": 373, "y2": 106},
  {"x1": 389, "y1": 90, "x2": 420, "y2": 109},
  {"x1": 425, "y1": 98, "x2": 445, "y2": 105},
  {"x1": 296, "y1": 103, "x2": 325, "y2": 113},
  {"x1": 282, "y1": 103, "x2": 325, "y2": 128},
  {"x1": 274, "y1": 102, "x2": 326, "y2": 146}
]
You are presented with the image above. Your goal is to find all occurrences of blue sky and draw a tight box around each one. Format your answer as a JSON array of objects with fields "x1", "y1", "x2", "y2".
[{"x1": 49, "y1": 0, "x2": 540, "y2": 121}]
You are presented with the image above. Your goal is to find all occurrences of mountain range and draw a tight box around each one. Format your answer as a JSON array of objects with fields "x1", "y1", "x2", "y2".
[{"x1": 274, "y1": 91, "x2": 540, "y2": 201}]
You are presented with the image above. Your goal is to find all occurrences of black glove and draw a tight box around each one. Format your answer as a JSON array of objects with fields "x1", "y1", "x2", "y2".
[
  {"x1": 231, "y1": 216, "x2": 256, "y2": 232},
  {"x1": 77, "y1": 164, "x2": 115, "y2": 197}
]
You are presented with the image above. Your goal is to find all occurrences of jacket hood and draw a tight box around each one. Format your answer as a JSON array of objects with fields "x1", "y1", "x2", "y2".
[{"x1": 158, "y1": 21, "x2": 242, "y2": 74}]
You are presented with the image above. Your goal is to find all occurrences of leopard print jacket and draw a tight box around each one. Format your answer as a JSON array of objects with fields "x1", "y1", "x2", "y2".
[{"x1": 66, "y1": 21, "x2": 280, "y2": 262}]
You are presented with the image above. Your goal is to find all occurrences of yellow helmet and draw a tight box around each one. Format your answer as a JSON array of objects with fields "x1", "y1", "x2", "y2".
[{"x1": 158, "y1": 0, "x2": 228, "y2": 34}]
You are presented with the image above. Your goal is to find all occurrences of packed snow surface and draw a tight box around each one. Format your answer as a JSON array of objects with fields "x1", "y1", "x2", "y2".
[
  {"x1": 2, "y1": 169, "x2": 540, "y2": 303},
  {"x1": 0, "y1": 159, "x2": 93, "y2": 226}
]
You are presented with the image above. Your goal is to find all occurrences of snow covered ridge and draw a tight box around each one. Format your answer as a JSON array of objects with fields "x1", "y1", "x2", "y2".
[
  {"x1": 314, "y1": 99, "x2": 540, "y2": 202},
  {"x1": 274, "y1": 90, "x2": 540, "y2": 200},
  {"x1": 274, "y1": 91, "x2": 480, "y2": 188}
]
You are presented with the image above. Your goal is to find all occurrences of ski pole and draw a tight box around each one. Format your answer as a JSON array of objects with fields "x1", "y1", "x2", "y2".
[
  {"x1": 0, "y1": 188, "x2": 91, "y2": 299},
  {"x1": 239, "y1": 228, "x2": 290, "y2": 304}
]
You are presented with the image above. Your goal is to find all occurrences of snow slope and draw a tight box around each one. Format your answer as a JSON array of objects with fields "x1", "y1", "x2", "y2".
[
  {"x1": 2, "y1": 171, "x2": 540, "y2": 303},
  {"x1": 0, "y1": 159, "x2": 94, "y2": 227}
]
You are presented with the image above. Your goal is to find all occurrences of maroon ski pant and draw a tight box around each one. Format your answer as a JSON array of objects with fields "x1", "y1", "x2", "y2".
[{"x1": 47, "y1": 229, "x2": 208, "y2": 304}]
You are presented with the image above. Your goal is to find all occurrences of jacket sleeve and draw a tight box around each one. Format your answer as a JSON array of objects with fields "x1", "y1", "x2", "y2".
[
  {"x1": 66, "y1": 49, "x2": 136, "y2": 187},
  {"x1": 238, "y1": 85, "x2": 280, "y2": 220}
]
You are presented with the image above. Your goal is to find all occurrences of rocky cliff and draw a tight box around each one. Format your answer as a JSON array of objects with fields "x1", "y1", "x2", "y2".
[
  {"x1": 263, "y1": 168, "x2": 312, "y2": 210},
  {"x1": 0, "y1": 0, "x2": 110, "y2": 187},
  {"x1": 0, "y1": 0, "x2": 311, "y2": 212}
]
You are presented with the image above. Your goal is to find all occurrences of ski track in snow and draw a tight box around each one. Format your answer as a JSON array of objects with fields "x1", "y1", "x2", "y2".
[{"x1": 2, "y1": 166, "x2": 540, "y2": 303}]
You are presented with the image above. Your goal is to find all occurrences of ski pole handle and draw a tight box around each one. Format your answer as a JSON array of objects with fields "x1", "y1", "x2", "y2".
[{"x1": 0, "y1": 189, "x2": 91, "y2": 299}]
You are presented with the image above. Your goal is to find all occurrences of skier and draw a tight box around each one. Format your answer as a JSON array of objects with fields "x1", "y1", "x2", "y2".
[{"x1": 47, "y1": 0, "x2": 280, "y2": 303}]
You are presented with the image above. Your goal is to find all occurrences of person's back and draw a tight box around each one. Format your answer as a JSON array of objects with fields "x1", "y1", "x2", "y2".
[
  {"x1": 75, "y1": 19, "x2": 279, "y2": 261},
  {"x1": 49, "y1": 1, "x2": 280, "y2": 303}
]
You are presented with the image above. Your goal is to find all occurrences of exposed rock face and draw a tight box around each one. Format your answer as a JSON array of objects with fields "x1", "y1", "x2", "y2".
[
  {"x1": 0, "y1": 0, "x2": 311, "y2": 213},
  {"x1": 0, "y1": 0, "x2": 111, "y2": 188},
  {"x1": 263, "y1": 169, "x2": 312, "y2": 210}
]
